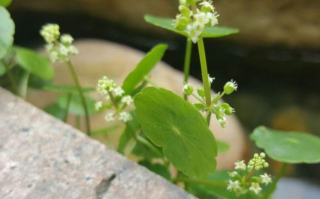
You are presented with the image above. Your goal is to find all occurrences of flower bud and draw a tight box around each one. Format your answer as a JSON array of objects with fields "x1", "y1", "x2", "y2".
[
  {"x1": 180, "y1": 6, "x2": 191, "y2": 17},
  {"x1": 197, "y1": 87, "x2": 205, "y2": 98},
  {"x1": 221, "y1": 103, "x2": 234, "y2": 115},
  {"x1": 260, "y1": 152, "x2": 266, "y2": 158},
  {"x1": 264, "y1": 163, "x2": 269, "y2": 168},
  {"x1": 175, "y1": 16, "x2": 190, "y2": 31},
  {"x1": 224, "y1": 80, "x2": 238, "y2": 95},
  {"x1": 183, "y1": 83, "x2": 194, "y2": 96}
]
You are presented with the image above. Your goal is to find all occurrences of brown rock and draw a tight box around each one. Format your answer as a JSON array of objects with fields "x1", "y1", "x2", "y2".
[
  {"x1": 27, "y1": 39, "x2": 246, "y2": 170},
  {"x1": 0, "y1": 87, "x2": 196, "y2": 199}
]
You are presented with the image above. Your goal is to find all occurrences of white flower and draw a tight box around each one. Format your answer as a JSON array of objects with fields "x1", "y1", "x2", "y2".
[
  {"x1": 59, "y1": 44, "x2": 69, "y2": 56},
  {"x1": 61, "y1": 34, "x2": 74, "y2": 45},
  {"x1": 186, "y1": 24, "x2": 202, "y2": 43},
  {"x1": 260, "y1": 173, "x2": 272, "y2": 185},
  {"x1": 228, "y1": 171, "x2": 238, "y2": 178},
  {"x1": 67, "y1": 45, "x2": 79, "y2": 55},
  {"x1": 227, "y1": 180, "x2": 241, "y2": 191},
  {"x1": 105, "y1": 113, "x2": 114, "y2": 122},
  {"x1": 194, "y1": 11, "x2": 210, "y2": 26},
  {"x1": 49, "y1": 51, "x2": 59, "y2": 62},
  {"x1": 200, "y1": 0, "x2": 214, "y2": 11},
  {"x1": 218, "y1": 117, "x2": 227, "y2": 128},
  {"x1": 97, "y1": 76, "x2": 116, "y2": 95},
  {"x1": 121, "y1": 96, "x2": 133, "y2": 106},
  {"x1": 119, "y1": 112, "x2": 132, "y2": 122},
  {"x1": 208, "y1": 74, "x2": 215, "y2": 83},
  {"x1": 235, "y1": 160, "x2": 246, "y2": 170},
  {"x1": 206, "y1": 12, "x2": 219, "y2": 26},
  {"x1": 249, "y1": 182, "x2": 262, "y2": 195},
  {"x1": 95, "y1": 101, "x2": 103, "y2": 111},
  {"x1": 113, "y1": 87, "x2": 125, "y2": 97},
  {"x1": 40, "y1": 24, "x2": 60, "y2": 43}
]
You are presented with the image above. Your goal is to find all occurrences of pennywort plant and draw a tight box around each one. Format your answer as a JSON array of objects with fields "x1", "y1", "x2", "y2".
[{"x1": 2, "y1": 0, "x2": 320, "y2": 199}]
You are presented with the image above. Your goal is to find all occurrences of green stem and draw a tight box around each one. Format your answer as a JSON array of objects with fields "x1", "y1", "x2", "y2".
[
  {"x1": 183, "y1": 39, "x2": 192, "y2": 100},
  {"x1": 19, "y1": 71, "x2": 30, "y2": 99},
  {"x1": 76, "y1": 116, "x2": 81, "y2": 129},
  {"x1": 174, "y1": 177, "x2": 226, "y2": 187},
  {"x1": 192, "y1": 93, "x2": 204, "y2": 102},
  {"x1": 63, "y1": 93, "x2": 72, "y2": 122},
  {"x1": 263, "y1": 163, "x2": 288, "y2": 199},
  {"x1": 137, "y1": 135, "x2": 163, "y2": 157},
  {"x1": 66, "y1": 61, "x2": 91, "y2": 135},
  {"x1": 2, "y1": 61, "x2": 18, "y2": 93},
  {"x1": 144, "y1": 76, "x2": 159, "y2": 88}
]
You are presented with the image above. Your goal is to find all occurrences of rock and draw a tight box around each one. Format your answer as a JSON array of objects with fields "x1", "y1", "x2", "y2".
[
  {"x1": 10, "y1": 0, "x2": 320, "y2": 48},
  {"x1": 0, "y1": 87, "x2": 196, "y2": 199},
  {"x1": 27, "y1": 39, "x2": 247, "y2": 169}
]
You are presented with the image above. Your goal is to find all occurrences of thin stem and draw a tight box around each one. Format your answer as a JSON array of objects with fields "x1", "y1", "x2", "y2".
[
  {"x1": 263, "y1": 163, "x2": 288, "y2": 199},
  {"x1": 63, "y1": 93, "x2": 72, "y2": 122},
  {"x1": 76, "y1": 116, "x2": 81, "y2": 129},
  {"x1": 144, "y1": 76, "x2": 159, "y2": 88},
  {"x1": 246, "y1": 168, "x2": 256, "y2": 181},
  {"x1": 174, "y1": 177, "x2": 227, "y2": 187},
  {"x1": 197, "y1": 37, "x2": 212, "y2": 125},
  {"x1": 66, "y1": 61, "x2": 91, "y2": 135},
  {"x1": 2, "y1": 61, "x2": 18, "y2": 93},
  {"x1": 192, "y1": 93, "x2": 204, "y2": 102},
  {"x1": 183, "y1": 39, "x2": 192, "y2": 100},
  {"x1": 206, "y1": 111, "x2": 212, "y2": 126},
  {"x1": 107, "y1": 90, "x2": 119, "y2": 109},
  {"x1": 137, "y1": 135, "x2": 163, "y2": 157},
  {"x1": 18, "y1": 71, "x2": 30, "y2": 99}
]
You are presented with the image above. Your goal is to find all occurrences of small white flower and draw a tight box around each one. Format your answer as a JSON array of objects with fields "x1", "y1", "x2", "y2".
[
  {"x1": 67, "y1": 45, "x2": 79, "y2": 55},
  {"x1": 95, "y1": 101, "x2": 103, "y2": 111},
  {"x1": 40, "y1": 24, "x2": 60, "y2": 43},
  {"x1": 119, "y1": 111, "x2": 132, "y2": 122},
  {"x1": 59, "y1": 44, "x2": 69, "y2": 56},
  {"x1": 97, "y1": 76, "x2": 116, "y2": 95},
  {"x1": 105, "y1": 113, "x2": 114, "y2": 122},
  {"x1": 186, "y1": 24, "x2": 202, "y2": 43},
  {"x1": 235, "y1": 160, "x2": 246, "y2": 170},
  {"x1": 200, "y1": 0, "x2": 214, "y2": 11},
  {"x1": 121, "y1": 96, "x2": 133, "y2": 106},
  {"x1": 206, "y1": 12, "x2": 219, "y2": 26},
  {"x1": 113, "y1": 87, "x2": 125, "y2": 97},
  {"x1": 194, "y1": 11, "x2": 210, "y2": 26},
  {"x1": 249, "y1": 182, "x2": 262, "y2": 195},
  {"x1": 228, "y1": 171, "x2": 238, "y2": 178},
  {"x1": 218, "y1": 117, "x2": 227, "y2": 128},
  {"x1": 208, "y1": 74, "x2": 215, "y2": 83},
  {"x1": 61, "y1": 34, "x2": 74, "y2": 45},
  {"x1": 227, "y1": 180, "x2": 241, "y2": 191},
  {"x1": 260, "y1": 173, "x2": 272, "y2": 185},
  {"x1": 50, "y1": 51, "x2": 59, "y2": 62}
]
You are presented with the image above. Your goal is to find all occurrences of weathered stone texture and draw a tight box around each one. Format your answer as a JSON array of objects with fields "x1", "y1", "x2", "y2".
[{"x1": 0, "y1": 87, "x2": 196, "y2": 199}]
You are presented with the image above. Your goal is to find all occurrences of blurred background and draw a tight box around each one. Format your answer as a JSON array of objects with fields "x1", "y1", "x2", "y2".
[{"x1": 8, "y1": 0, "x2": 320, "y2": 188}]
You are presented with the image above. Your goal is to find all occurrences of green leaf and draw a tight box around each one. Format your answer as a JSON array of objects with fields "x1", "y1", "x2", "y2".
[
  {"x1": 217, "y1": 141, "x2": 230, "y2": 154},
  {"x1": 122, "y1": 44, "x2": 167, "y2": 95},
  {"x1": 0, "y1": 7, "x2": 15, "y2": 59},
  {"x1": 43, "y1": 84, "x2": 95, "y2": 94},
  {"x1": 15, "y1": 47, "x2": 54, "y2": 80},
  {"x1": 44, "y1": 103, "x2": 65, "y2": 120},
  {"x1": 251, "y1": 126, "x2": 320, "y2": 164},
  {"x1": 133, "y1": 132, "x2": 163, "y2": 160},
  {"x1": 0, "y1": 0, "x2": 13, "y2": 7},
  {"x1": 134, "y1": 87, "x2": 217, "y2": 178},
  {"x1": 189, "y1": 170, "x2": 262, "y2": 199},
  {"x1": 144, "y1": 15, "x2": 239, "y2": 38},
  {"x1": 139, "y1": 160, "x2": 171, "y2": 181},
  {"x1": 57, "y1": 93, "x2": 97, "y2": 116}
]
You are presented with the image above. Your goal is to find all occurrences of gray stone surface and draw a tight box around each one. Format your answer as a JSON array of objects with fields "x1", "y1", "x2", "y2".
[{"x1": 0, "y1": 87, "x2": 196, "y2": 199}]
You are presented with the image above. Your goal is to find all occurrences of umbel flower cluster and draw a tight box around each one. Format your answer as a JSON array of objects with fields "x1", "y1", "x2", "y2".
[
  {"x1": 227, "y1": 153, "x2": 272, "y2": 196},
  {"x1": 183, "y1": 77, "x2": 237, "y2": 128},
  {"x1": 174, "y1": 0, "x2": 219, "y2": 43},
  {"x1": 96, "y1": 76, "x2": 133, "y2": 123},
  {"x1": 40, "y1": 24, "x2": 79, "y2": 63}
]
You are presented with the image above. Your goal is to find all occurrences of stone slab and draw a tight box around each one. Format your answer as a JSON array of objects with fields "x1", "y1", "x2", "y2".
[{"x1": 0, "y1": 87, "x2": 196, "y2": 199}]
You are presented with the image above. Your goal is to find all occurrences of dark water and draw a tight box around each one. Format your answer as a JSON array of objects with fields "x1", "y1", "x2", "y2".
[{"x1": 11, "y1": 11, "x2": 320, "y2": 183}]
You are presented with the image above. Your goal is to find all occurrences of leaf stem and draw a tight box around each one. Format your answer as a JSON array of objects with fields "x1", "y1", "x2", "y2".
[
  {"x1": 18, "y1": 71, "x2": 30, "y2": 99},
  {"x1": 2, "y1": 61, "x2": 18, "y2": 93},
  {"x1": 183, "y1": 39, "x2": 192, "y2": 100},
  {"x1": 63, "y1": 93, "x2": 72, "y2": 122},
  {"x1": 137, "y1": 135, "x2": 163, "y2": 157},
  {"x1": 66, "y1": 60, "x2": 91, "y2": 135},
  {"x1": 144, "y1": 76, "x2": 159, "y2": 88},
  {"x1": 174, "y1": 177, "x2": 227, "y2": 187},
  {"x1": 197, "y1": 37, "x2": 212, "y2": 125},
  {"x1": 263, "y1": 163, "x2": 288, "y2": 199}
]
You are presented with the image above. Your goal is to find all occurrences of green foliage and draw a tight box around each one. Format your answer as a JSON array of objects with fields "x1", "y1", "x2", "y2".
[
  {"x1": 139, "y1": 160, "x2": 171, "y2": 181},
  {"x1": 43, "y1": 84, "x2": 95, "y2": 94},
  {"x1": 44, "y1": 103, "x2": 65, "y2": 120},
  {"x1": 217, "y1": 141, "x2": 230, "y2": 154},
  {"x1": 15, "y1": 47, "x2": 54, "y2": 80},
  {"x1": 0, "y1": 7, "x2": 14, "y2": 59},
  {"x1": 57, "y1": 93, "x2": 97, "y2": 116},
  {"x1": 90, "y1": 125, "x2": 120, "y2": 136},
  {"x1": 0, "y1": 0, "x2": 13, "y2": 7},
  {"x1": 134, "y1": 87, "x2": 217, "y2": 178},
  {"x1": 122, "y1": 44, "x2": 168, "y2": 95},
  {"x1": 0, "y1": 61, "x2": 5, "y2": 76},
  {"x1": 133, "y1": 132, "x2": 163, "y2": 160},
  {"x1": 144, "y1": 15, "x2": 239, "y2": 38},
  {"x1": 251, "y1": 126, "x2": 320, "y2": 164}
]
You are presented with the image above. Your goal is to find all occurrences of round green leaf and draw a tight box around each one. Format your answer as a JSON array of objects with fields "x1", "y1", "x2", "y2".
[
  {"x1": 144, "y1": 15, "x2": 239, "y2": 38},
  {"x1": 122, "y1": 44, "x2": 167, "y2": 95},
  {"x1": 15, "y1": 47, "x2": 54, "y2": 80},
  {"x1": 251, "y1": 126, "x2": 320, "y2": 164},
  {"x1": 57, "y1": 94, "x2": 97, "y2": 116},
  {"x1": 0, "y1": 7, "x2": 15, "y2": 59},
  {"x1": 134, "y1": 87, "x2": 217, "y2": 178},
  {"x1": 0, "y1": 0, "x2": 13, "y2": 7}
]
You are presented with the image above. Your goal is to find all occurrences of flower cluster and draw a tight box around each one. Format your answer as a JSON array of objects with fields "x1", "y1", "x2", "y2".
[
  {"x1": 227, "y1": 153, "x2": 272, "y2": 197},
  {"x1": 96, "y1": 76, "x2": 133, "y2": 123},
  {"x1": 183, "y1": 78, "x2": 237, "y2": 128},
  {"x1": 174, "y1": 0, "x2": 219, "y2": 43},
  {"x1": 40, "y1": 24, "x2": 79, "y2": 63}
]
